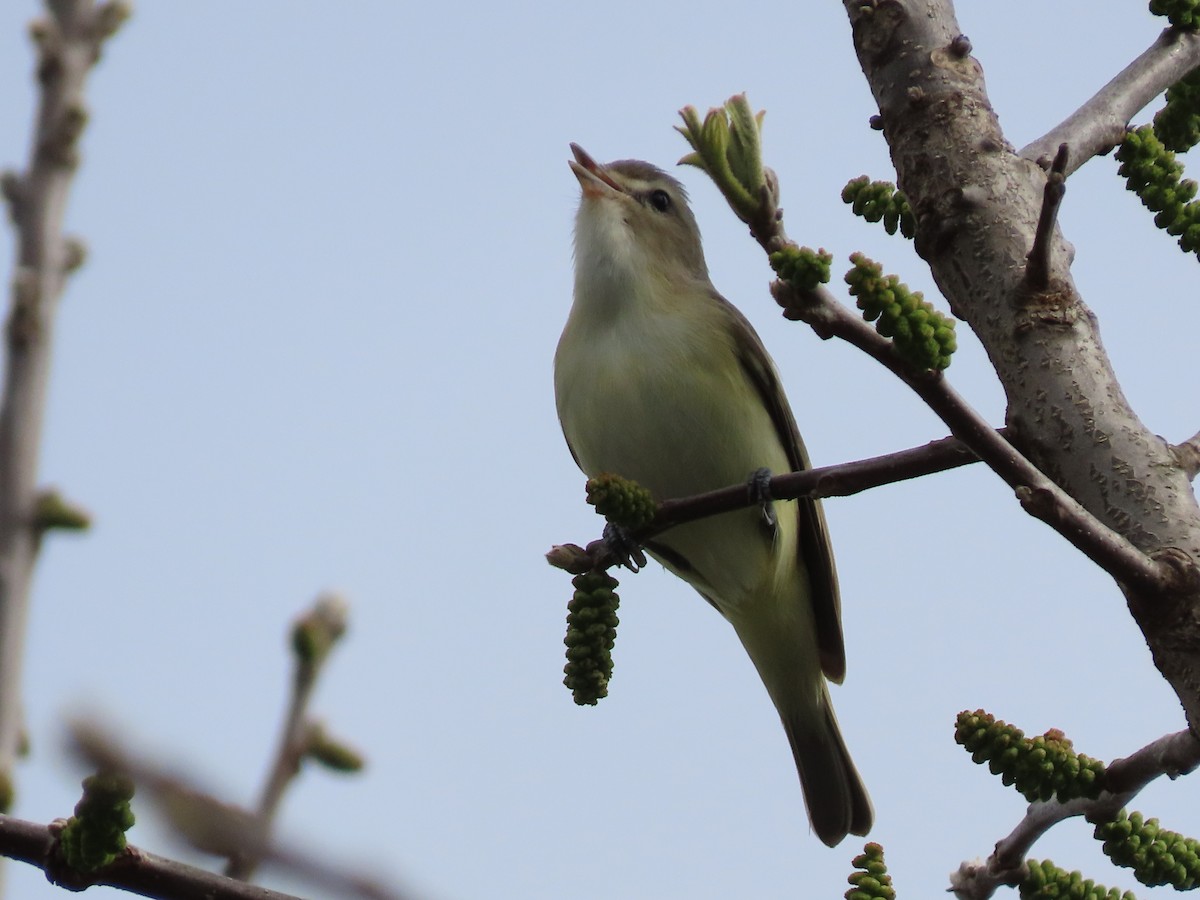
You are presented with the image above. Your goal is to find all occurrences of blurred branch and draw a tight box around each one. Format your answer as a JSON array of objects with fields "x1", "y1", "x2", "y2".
[
  {"x1": 0, "y1": 811, "x2": 304, "y2": 899},
  {"x1": 70, "y1": 720, "x2": 405, "y2": 900},
  {"x1": 226, "y1": 593, "x2": 353, "y2": 882},
  {"x1": 0, "y1": 0, "x2": 128, "y2": 823},
  {"x1": 1020, "y1": 27, "x2": 1200, "y2": 172},
  {"x1": 949, "y1": 729, "x2": 1200, "y2": 899}
]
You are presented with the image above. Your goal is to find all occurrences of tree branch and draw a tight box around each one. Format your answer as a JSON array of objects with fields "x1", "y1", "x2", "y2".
[
  {"x1": 0, "y1": 813, "x2": 305, "y2": 899},
  {"x1": 0, "y1": 0, "x2": 127, "y2": 818},
  {"x1": 551, "y1": 401, "x2": 1180, "y2": 596},
  {"x1": 553, "y1": 301, "x2": 1184, "y2": 599},
  {"x1": 678, "y1": 99, "x2": 1183, "y2": 598},
  {"x1": 771, "y1": 280, "x2": 1175, "y2": 598},
  {"x1": 1173, "y1": 429, "x2": 1200, "y2": 480},
  {"x1": 1024, "y1": 144, "x2": 1068, "y2": 290},
  {"x1": 949, "y1": 729, "x2": 1200, "y2": 900},
  {"x1": 226, "y1": 594, "x2": 350, "y2": 882},
  {"x1": 548, "y1": 431, "x2": 990, "y2": 574},
  {"x1": 1021, "y1": 27, "x2": 1200, "y2": 173},
  {"x1": 842, "y1": 0, "x2": 1200, "y2": 730},
  {"x1": 69, "y1": 721, "x2": 404, "y2": 900},
  {"x1": 657, "y1": 431, "x2": 987, "y2": 529}
]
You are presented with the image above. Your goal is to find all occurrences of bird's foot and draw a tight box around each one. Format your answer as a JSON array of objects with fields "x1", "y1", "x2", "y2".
[
  {"x1": 602, "y1": 522, "x2": 648, "y2": 572},
  {"x1": 747, "y1": 467, "x2": 777, "y2": 529}
]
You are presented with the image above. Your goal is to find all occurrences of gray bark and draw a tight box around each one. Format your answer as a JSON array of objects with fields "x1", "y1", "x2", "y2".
[{"x1": 843, "y1": 0, "x2": 1200, "y2": 727}]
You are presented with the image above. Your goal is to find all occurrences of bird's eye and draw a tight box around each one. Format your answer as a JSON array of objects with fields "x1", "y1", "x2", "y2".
[{"x1": 648, "y1": 189, "x2": 672, "y2": 212}]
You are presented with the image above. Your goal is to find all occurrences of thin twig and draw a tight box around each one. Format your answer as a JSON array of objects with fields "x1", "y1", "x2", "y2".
[
  {"x1": 772, "y1": 279, "x2": 1173, "y2": 598},
  {"x1": 1024, "y1": 144, "x2": 1068, "y2": 290},
  {"x1": 552, "y1": 359, "x2": 1181, "y2": 596},
  {"x1": 226, "y1": 593, "x2": 349, "y2": 882},
  {"x1": 656, "y1": 431, "x2": 987, "y2": 529},
  {"x1": 1020, "y1": 27, "x2": 1200, "y2": 173},
  {"x1": 949, "y1": 729, "x2": 1200, "y2": 900},
  {"x1": 547, "y1": 431, "x2": 990, "y2": 574},
  {"x1": 0, "y1": 0, "x2": 127, "y2": 822}
]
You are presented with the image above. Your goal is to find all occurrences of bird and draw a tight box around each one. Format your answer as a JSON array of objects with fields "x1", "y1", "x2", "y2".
[{"x1": 553, "y1": 143, "x2": 872, "y2": 846}]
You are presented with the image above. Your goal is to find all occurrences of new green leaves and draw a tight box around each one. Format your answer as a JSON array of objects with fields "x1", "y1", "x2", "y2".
[
  {"x1": 677, "y1": 93, "x2": 767, "y2": 226},
  {"x1": 677, "y1": 94, "x2": 956, "y2": 372}
]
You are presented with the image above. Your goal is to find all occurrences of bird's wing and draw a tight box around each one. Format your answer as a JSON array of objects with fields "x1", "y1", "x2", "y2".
[{"x1": 721, "y1": 293, "x2": 847, "y2": 684}]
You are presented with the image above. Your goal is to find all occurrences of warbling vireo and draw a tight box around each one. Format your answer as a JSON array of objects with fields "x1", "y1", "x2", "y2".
[{"x1": 554, "y1": 144, "x2": 872, "y2": 846}]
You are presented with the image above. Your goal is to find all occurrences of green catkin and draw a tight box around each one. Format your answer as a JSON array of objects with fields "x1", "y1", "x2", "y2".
[
  {"x1": 841, "y1": 176, "x2": 916, "y2": 238},
  {"x1": 768, "y1": 245, "x2": 833, "y2": 292},
  {"x1": 846, "y1": 843, "x2": 896, "y2": 900},
  {"x1": 58, "y1": 773, "x2": 135, "y2": 873},
  {"x1": 954, "y1": 710, "x2": 1105, "y2": 803},
  {"x1": 1020, "y1": 858, "x2": 1138, "y2": 900},
  {"x1": 1096, "y1": 809, "x2": 1200, "y2": 890},
  {"x1": 585, "y1": 474, "x2": 656, "y2": 531},
  {"x1": 1154, "y1": 68, "x2": 1200, "y2": 152},
  {"x1": 1116, "y1": 125, "x2": 1200, "y2": 258},
  {"x1": 844, "y1": 253, "x2": 956, "y2": 371},
  {"x1": 1149, "y1": 0, "x2": 1200, "y2": 31},
  {"x1": 563, "y1": 571, "x2": 620, "y2": 706}
]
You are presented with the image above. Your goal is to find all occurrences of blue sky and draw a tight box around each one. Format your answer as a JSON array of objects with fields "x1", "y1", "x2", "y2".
[{"x1": 0, "y1": 2, "x2": 1197, "y2": 898}]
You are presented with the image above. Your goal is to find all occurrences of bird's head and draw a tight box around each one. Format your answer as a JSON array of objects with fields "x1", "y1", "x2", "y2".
[{"x1": 569, "y1": 143, "x2": 709, "y2": 297}]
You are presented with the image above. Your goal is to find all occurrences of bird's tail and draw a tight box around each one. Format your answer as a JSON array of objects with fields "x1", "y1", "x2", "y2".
[
  {"x1": 729, "y1": 596, "x2": 873, "y2": 847},
  {"x1": 781, "y1": 690, "x2": 873, "y2": 847}
]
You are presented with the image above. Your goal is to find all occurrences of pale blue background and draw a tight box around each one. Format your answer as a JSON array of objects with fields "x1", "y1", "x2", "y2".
[{"x1": 0, "y1": 2, "x2": 1196, "y2": 898}]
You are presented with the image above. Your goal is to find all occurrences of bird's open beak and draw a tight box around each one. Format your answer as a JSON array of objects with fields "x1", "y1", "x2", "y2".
[{"x1": 569, "y1": 143, "x2": 624, "y2": 199}]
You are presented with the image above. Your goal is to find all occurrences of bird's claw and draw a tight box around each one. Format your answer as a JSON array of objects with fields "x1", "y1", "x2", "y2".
[
  {"x1": 602, "y1": 522, "x2": 647, "y2": 572},
  {"x1": 747, "y1": 467, "x2": 777, "y2": 529}
]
